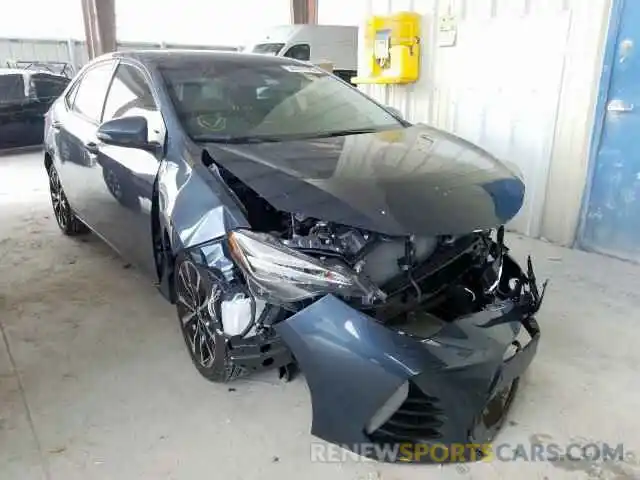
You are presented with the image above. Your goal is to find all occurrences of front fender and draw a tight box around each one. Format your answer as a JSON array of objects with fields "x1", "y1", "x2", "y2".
[{"x1": 156, "y1": 149, "x2": 248, "y2": 252}]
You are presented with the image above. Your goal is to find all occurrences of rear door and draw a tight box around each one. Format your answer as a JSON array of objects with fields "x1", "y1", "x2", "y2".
[
  {"x1": 26, "y1": 73, "x2": 70, "y2": 146},
  {"x1": 87, "y1": 61, "x2": 165, "y2": 274},
  {"x1": 55, "y1": 61, "x2": 116, "y2": 218}
]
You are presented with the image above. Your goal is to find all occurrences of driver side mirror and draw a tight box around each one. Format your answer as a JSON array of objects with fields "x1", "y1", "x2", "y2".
[{"x1": 97, "y1": 116, "x2": 154, "y2": 150}]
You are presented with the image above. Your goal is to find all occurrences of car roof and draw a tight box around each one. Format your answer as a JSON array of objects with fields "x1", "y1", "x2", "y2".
[{"x1": 99, "y1": 49, "x2": 307, "y2": 69}]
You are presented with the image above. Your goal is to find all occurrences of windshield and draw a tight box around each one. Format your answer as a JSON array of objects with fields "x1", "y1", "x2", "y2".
[
  {"x1": 160, "y1": 60, "x2": 403, "y2": 142},
  {"x1": 252, "y1": 43, "x2": 285, "y2": 55}
]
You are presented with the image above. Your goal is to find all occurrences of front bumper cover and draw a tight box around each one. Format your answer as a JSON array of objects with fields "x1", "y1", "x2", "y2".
[{"x1": 274, "y1": 256, "x2": 544, "y2": 464}]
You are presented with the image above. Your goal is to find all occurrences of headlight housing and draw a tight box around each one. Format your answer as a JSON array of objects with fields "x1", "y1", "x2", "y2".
[{"x1": 228, "y1": 229, "x2": 384, "y2": 304}]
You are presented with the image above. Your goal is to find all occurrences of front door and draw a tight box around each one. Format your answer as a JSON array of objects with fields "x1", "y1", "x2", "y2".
[
  {"x1": 88, "y1": 61, "x2": 165, "y2": 275},
  {"x1": 581, "y1": 0, "x2": 640, "y2": 261}
]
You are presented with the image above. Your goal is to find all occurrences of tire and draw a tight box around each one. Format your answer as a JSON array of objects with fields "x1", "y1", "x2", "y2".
[
  {"x1": 47, "y1": 165, "x2": 89, "y2": 236},
  {"x1": 173, "y1": 252, "x2": 245, "y2": 383}
]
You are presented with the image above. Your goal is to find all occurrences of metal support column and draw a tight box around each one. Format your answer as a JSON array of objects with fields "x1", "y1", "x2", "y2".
[
  {"x1": 81, "y1": 0, "x2": 117, "y2": 59},
  {"x1": 290, "y1": 0, "x2": 318, "y2": 24}
]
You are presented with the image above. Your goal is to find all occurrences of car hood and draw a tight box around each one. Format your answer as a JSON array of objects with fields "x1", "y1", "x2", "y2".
[{"x1": 203, "y1": 124, "x2": 525, "y2": 236}]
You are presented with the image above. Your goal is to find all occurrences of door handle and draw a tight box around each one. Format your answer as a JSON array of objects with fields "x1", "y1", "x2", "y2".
[
  {"x1": 607, "y1": 100, "x2": 635, "y2": 113},
  {"x1": 84, "y1": 141, "x2": 100, "y2": 154},
  {"x1": 52, "y1": 121, "x2": 62, "y2": 130}
]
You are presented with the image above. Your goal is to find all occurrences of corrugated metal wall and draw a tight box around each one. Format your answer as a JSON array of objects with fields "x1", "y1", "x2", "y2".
[
  {"x1": 357, "y1": 0, "x2": 612, "y2": 243},
  {"x1": 0, "y1": 38, "x2": 239, "y2": 76}
]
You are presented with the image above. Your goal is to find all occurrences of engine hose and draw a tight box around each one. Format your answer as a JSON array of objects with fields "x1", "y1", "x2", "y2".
[
  {"x1": 409, "y1": 273, "x2": 423, "y2": 304},
  {"x1": 405, "y1": 236, "x2": 422, "y2": 303}
]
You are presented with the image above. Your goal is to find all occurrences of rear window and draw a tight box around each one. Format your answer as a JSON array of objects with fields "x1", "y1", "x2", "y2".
[
  {"x1": 0, "y1": 74, "x2": 27, "y2": 104},
  {"x1": 252, "y1": 43, "x2": 284, "y2": 55}
]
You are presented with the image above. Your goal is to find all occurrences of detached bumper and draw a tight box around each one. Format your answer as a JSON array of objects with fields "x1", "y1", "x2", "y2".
[{"x1": 275, "y1": 285, "x2": 541, "y2": 463}]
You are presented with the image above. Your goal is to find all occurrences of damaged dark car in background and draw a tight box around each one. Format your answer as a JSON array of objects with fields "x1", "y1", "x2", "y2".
[
  {"x1": 0, "y1": 68, "x2": 69, "y2": 150},
  {"x1": 44, "y1": 50, "x2": 547, "y2": 463}
]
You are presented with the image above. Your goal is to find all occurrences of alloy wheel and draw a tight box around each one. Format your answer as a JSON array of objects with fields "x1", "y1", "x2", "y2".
[
  {"x1": 175, "y1": 259, "x2": 219, "y2": 368},
  {"x1": 49, "y1": 167, "x2": 70, "y2": 230}
]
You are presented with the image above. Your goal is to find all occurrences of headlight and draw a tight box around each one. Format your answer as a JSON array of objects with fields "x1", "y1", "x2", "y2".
[{"x1": 228, "y1": 229, "x2": 385, "y2": 304}]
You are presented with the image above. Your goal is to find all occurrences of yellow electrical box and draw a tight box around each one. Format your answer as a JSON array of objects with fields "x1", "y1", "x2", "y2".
[{"x1": 352, "y1": 11, "x2": 422, "y2": 85}]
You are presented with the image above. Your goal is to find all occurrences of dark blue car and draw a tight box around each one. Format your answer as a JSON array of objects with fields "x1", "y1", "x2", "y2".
[{"x1": 44, "y1": 50, "x2": 546, "y2": 463}]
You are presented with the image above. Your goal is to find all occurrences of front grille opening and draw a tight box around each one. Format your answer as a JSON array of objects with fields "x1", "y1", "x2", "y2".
[{"x1": 369, "y1": 382, "x2": 444, "y2": 443}]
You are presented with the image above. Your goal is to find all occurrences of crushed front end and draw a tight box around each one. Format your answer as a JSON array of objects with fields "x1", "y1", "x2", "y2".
[
  {"x1": 205, "y1": 217, "x2": 547, "y2": 463},
  {"x1": 188, "y1": 124, "x2": 546, "y2": 462}
]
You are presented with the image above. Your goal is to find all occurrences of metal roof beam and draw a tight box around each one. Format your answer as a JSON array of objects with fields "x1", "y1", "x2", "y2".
[
  {"x1": 81, "y1": 0, "x2": 116, "y2": 59},
  {"x1": 291, "y1": 0, "x2": 318, "y2": 24}
]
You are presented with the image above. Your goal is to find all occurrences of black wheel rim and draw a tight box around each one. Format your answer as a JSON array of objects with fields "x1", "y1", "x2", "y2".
[
  {"x1": 49, "y1": 168, "x2": 69, "y2": 230},
  {"x1": 176, "y1": 260, "x2": 218, "y2": 368}
]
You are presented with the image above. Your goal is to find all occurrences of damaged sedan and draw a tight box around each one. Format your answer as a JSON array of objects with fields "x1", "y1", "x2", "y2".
[{"x1": 44, "y1": 50, "x2": 546, "y2": 463}]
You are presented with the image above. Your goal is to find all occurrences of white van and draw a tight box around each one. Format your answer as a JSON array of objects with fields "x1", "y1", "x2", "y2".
[{"x1": 246, "y1": 25, "x2": 358, "y2": 82}]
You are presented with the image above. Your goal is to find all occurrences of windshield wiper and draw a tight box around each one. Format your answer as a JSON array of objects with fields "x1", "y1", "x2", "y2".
[
  {"x1": 309, "y1": 127, "x2": 383, "y2": 139},
  {"x1": 192, "y1": 134, "x2": 286, "y2": 144},
  {"x1": 193, "y1": 127, "x2": 391, "y2": 144}
]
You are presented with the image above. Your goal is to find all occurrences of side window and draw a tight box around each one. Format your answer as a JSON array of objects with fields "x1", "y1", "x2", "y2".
[
  {"x1": 72, "y1": 62, "x2": 114, "y2": 122},
  {"x1": 102, "y1": 64, "x2": 157, "y2": 122},
  {"x1": 283, "y1": 44, "x2": 310, "y2": 61},
  {"x1": 32, "y1": 74, "x2": 70, "y2": 102}
]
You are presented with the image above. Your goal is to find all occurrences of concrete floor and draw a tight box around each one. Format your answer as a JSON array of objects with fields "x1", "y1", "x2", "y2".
[{"x1": 1, "y1": 151, "x2": 640, "y2": 480}]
